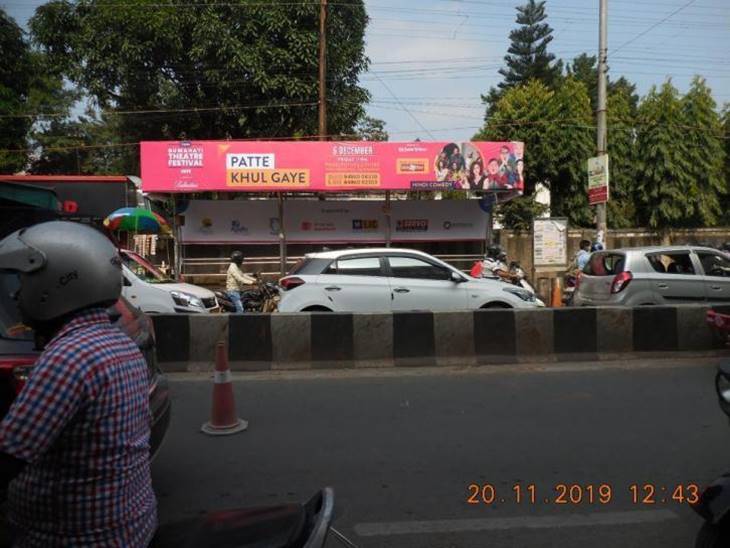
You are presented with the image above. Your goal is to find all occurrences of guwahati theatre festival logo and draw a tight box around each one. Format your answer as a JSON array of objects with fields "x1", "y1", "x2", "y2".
[{"x1": 167, "y1": 142, "x2": 204, "y2": 168}]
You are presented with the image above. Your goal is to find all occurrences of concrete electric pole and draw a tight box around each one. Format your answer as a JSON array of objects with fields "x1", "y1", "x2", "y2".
[
  {"x1": 318, "y1": 0, "x2": 328, "y2": 141},
  {"x1": 595, "y1": 0, "x2": 608, "y2": 244}
]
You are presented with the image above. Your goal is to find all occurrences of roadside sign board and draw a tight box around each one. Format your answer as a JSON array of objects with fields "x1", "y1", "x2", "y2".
[
  {"x1": 533, "y1": 218, "x2": 568, "y2": 268},
  {"x1": 587, "y1": 154, "x2": 609, "y2": 205}
]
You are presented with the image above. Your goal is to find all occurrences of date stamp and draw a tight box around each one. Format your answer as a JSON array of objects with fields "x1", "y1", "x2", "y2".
[{"x1": 466, "y1": 483, "x2": 700, "y2": 506}]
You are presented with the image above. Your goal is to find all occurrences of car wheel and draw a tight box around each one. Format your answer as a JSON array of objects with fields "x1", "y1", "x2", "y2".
[
  {"x1": 302, "y1": 306, "x2": 333, "y2": 312},
  {"x1": 481, "y1": 302, "x2": 512, "y2": 309}
]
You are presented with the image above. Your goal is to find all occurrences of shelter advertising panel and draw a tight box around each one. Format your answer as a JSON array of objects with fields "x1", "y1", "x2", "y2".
[
  {"x1": 141, "y1": 140, "x2": 525, "y2": 194},
  {"x1": 180, "y1": 200, "x2": 488, "y2": 244}
]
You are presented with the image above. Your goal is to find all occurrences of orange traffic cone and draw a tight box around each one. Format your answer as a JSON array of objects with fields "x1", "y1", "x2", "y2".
[
  {"x1": 550, "y1": 278, "x2": 563, "y2": 308},
  {"x1": 201, "y1": 342, "x2": 248, "y2": 436}
]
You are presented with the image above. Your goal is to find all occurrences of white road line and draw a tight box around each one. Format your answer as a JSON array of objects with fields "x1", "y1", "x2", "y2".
[{"x1": 353, "y1": 509, "x2": 679, "y2": 537}]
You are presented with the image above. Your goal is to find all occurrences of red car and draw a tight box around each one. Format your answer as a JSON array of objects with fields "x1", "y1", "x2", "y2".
[{"x1": 0, "y1": 273, "x2": 171, "y2": 458}]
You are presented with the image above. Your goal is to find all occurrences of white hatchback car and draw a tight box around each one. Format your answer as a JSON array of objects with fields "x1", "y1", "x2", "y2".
[{"x1": 278, "y1": 248, "x2": 543, "y2": 312}]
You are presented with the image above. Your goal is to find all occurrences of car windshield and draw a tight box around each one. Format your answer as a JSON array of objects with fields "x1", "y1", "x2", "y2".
[
  {"x1": 0, "y1": 273, "x2": 33, "y2": 340},
  {"x1": 122, "y1": 251, "x2": 173, "y2": 284}
]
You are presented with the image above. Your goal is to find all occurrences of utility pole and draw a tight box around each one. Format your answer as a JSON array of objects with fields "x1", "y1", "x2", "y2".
[
  {"x1": 318, "y1": 0, "x2": 328, "y2": 141},
  {"x1": 595, "y1": 0, "x2": 608, "y2": 245}
]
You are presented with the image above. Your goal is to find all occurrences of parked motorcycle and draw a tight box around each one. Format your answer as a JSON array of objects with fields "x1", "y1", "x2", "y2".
[
  {"x1": 692, "y1": 360, "x2": 730, "y2": 547},
  {"x1": 214, "y1": 275, "x2": 280, "y2": 313},
  {"x1": 563, "y1": 269, "x2": 581, "y2": 306},
  {"x1": 152, "y1": 487, "x2": 359, "y2": 548}
]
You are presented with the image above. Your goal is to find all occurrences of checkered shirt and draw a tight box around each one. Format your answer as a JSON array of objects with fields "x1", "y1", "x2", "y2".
[{"x1": 0, "y1": 308, "x2": 157, "y2": 547}]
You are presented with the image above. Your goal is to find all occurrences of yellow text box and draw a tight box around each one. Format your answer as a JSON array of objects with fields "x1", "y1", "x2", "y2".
[
  {"x1": 227, "y1": 169, "x2": 310, "y2": 187},
  {"x1": 396, "y1": 158, "x2": 429, "y2": 174},
  {"x1": 325, "y1": 172, "x2": 381, "y2": 187}
]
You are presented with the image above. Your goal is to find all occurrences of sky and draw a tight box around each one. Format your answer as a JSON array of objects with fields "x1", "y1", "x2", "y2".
[{"x1": 3, "y1": 0, "x2": 729, "y2": 143}]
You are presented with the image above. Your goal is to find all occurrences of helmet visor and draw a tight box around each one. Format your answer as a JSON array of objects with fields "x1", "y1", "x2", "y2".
[{"x1": 0, "y1": 230, "x2": 46, "y2": 274}]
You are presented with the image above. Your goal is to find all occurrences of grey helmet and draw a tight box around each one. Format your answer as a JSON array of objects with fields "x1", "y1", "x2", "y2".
[{"x1": 0, "y1": 221, "x2": 122, "y2": 322}]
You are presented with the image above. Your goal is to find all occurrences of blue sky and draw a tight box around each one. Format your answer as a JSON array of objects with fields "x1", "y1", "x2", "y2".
[{"x1": 4, "y1": 0, "x2": 729, "y2": 142}]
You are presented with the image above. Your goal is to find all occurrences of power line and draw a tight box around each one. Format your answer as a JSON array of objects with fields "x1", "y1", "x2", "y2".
[
  {"x1": 611, "y1": 0, "x2": 700, "y2": 55},
  {"x1": 370, "y1": 71, "x2": 436, "y2": 140}
]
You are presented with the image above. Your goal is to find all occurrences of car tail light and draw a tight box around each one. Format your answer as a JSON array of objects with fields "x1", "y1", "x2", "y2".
[
  {"x1": 0, "y1": 356, "x2": 36, "y2": 395},
  {"x1": 280, "y1": 277, "x2": 305, "y2": 291},
  {"x1": 611, "y1": 271, "x2": 633, "y2": 294}
]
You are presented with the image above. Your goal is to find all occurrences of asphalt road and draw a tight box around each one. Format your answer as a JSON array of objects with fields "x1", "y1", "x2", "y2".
[{"x1": 152, "y1": 358, "x2": 730, "y2": 548}]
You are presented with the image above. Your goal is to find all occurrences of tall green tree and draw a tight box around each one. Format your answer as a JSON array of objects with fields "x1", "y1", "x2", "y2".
[
  {"x1": 0, "y1": 10, "x2": 33, "y2": 173},
  {"x1": 30, "y1": 0, "x2": 371, "y2": 173},
  {"x1": 547, "y1": 77, "x2": 594, "y2": 226},
  {"x1": 474, "y1": 78, "x2": 593, "y2": 228},
  {"x1": 606, "y1": 82, "x2": 639, "y2": 228},
  {"x1": 566, "y1": 53, "x2": 597, "y2": 110},
  {"x1": 634, "y1": 81, "x2": 694, "y2": 229},
  {"x1": 681, "y1": 76, "x2": 725, "y2": 226},
  {"x1": 481, "y1": 0, "x2": 561, "y2": 114}
]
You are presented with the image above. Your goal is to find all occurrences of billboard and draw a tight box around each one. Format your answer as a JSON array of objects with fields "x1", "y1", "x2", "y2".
[
  {"x1": 141, "y1": 140, "x2": 525, "y2": 194},
  {"x1": 180, "y1": 199, "x2": 488, "y2": 244}
]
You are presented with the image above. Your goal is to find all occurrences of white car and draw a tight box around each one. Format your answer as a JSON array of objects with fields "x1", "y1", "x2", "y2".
[
  {"x1": 278, "y1": 248, "x2": 544, "y2": 312},
  {"x1": 121, "y1": 250, "x2": 218, "y2": 314}
]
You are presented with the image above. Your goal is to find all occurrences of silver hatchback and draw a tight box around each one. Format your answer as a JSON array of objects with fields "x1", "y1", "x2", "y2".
[{"x1": 573, "y1": 246, "x2": 730, "y2": 306}]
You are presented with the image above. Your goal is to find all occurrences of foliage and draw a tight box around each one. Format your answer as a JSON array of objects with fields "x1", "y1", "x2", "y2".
[
  {"x1": 680, "y1": 77, "x2": 725, "y2": 226},
  {"x1": 566, "y1": 53, "x2": 597, "y2": 111},
  {"x1": 496, "y1": 194, "x2": 549, "y2": 232},
  {"x1": 30, "y1": 0, "x2": 371, "y2": 173},
  {"x1": 353, "y1": 115, "x2": 388, "y2": 141},
  {"x1": 475, "y1": 78, "x2": 593, "y2": 228},
  {"x1": 606, "y1": 82, "x2": 638, "y2": 228},
  {"x1": 0, "y1": 10, "x2": 33, "y2": 173},
  {"x1": 634, "y1": 81, "x2": 695, "y2": 229},
  {"x1": 481, "y1": 0, "x2": 561, "y2": 115}
]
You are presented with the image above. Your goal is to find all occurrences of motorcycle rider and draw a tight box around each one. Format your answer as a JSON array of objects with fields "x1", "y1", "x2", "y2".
[
  {"x1": 227, "y1": 251, "x2": 256, "y2": 313},
  {"x1": 0, "y1": 221, "x2": 157, "y2": 546},
  {"x1": 481, "y1": 245, "x2": 518, "y2": 283}
]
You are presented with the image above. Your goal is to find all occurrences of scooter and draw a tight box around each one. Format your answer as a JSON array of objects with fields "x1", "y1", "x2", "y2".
[
  {"x1": 508, "y1": 261, "x2": 536, "y2": 294},
  {"x1": 152, "y1": 488, "x2": 359, "y2": 547},
  {"x1": 692, "y1": 361, "x2": 730, "y2": 547}
]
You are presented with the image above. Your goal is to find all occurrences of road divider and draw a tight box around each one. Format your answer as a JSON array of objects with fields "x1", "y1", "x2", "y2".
[{"x1": 151, "y1": 305, "x2": 725, "y2": 372}]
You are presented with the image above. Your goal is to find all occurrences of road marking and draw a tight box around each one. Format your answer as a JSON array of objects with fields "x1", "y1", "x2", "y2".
[{"x1": 353, "y1": 509, "x2": 678, "y2": 537}]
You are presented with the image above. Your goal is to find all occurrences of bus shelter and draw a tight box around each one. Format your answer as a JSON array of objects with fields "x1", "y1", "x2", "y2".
[{"x1": 140, "y1": 140, "x2": 524, "y2": 281}]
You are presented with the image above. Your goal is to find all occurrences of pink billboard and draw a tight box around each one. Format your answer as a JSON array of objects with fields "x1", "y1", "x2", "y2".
[{"x1": 140, "y1": 140, "x2": 525, "y2": 193}]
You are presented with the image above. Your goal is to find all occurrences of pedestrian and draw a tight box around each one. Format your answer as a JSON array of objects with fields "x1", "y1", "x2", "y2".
[
  {"x1": 575, "y1": 239, "x2": 592, "y2": 270},
  {"x1": 0, "y1": 221, "x2": 157, "y2": 546},
  {"x1": 227, "y1": 250, "x2": 256, "y2": 313}
]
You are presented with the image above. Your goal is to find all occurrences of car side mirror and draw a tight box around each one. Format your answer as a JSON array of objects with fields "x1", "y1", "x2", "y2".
[{"x1": 451, "y1": 271, "x2": 466, "y2": 283}]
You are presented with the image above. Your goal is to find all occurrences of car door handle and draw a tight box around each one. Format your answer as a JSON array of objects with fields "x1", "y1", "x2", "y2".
[
  {"x1": 711, "y1": 285, "x2": 723, "y2": 291},
  {"x1": 393, "y1": 287, "x2": 410, "y2": 293},
  {"x1": 657, "y1": 283, "x2": 669, "y2": 290},
  {"x1": 325, "y1": 286, "x2": 341, "y2": 292}
]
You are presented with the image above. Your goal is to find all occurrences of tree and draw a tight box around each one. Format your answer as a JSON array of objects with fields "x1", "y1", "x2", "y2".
[
  {"x1": 606, "y1": 82, "x2": 639, "y2": 228},
  {"x1": 354, "y1": 115, "x2": 388, "y2": 141},
  {"x1": 634, "y1": 81, "x2": 695, "y2": 229},
  {"x1": 0, "y1": 10, "x2": 33, "y2": 173},
  {"x1": 474, "y1": 78, "x2": 593, "y2": 228},
  {"x1": 566, "y1": 53, "x2": 597, "y2": 110},
  {"x1": 30, "y1": 0, "x2": 371, "y2": 173},
  {"x1": 481, "y1": 0, "x2": 561, "y2": 115},
  {"x1": 681, "y1": 77, "x2": 725, "y2": 226}
]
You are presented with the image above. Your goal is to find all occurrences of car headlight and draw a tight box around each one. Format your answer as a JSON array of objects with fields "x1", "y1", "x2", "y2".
[
  {"x1": 502, "y1": 286, "x2": 536, "y2": 302},
  {"x1": 716, "y1": 372, "x2": 730, "y2": 408},
  {"x1": 170, "y1": 291, "x2": 204, "y2": 308}
]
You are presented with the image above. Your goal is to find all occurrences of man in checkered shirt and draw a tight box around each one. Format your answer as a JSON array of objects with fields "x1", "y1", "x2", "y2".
[{"x1": 0, "y1": 222, "x2": 157, "y2": 547}]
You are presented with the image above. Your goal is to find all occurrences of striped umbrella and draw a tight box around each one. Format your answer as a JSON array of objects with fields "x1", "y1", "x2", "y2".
[{"x1": 103, "y1": 207, "x2": 171, "y2": 234}]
